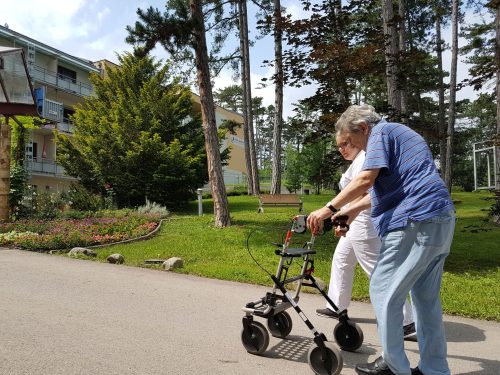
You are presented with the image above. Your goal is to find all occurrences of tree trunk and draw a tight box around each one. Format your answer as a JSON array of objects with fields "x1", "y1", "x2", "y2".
[
  {"x1": 398, "y1": 0, "x2": 408, "y2": 123},
  {"x1": 240, "y1": 0, "x2": 260, "y2": 195},
  {"x1": 382, "y1": 0, "x2": 401, "y2": 121},
  {"x1": 444, "y1": 0, "x2": 459, "y2": 191},
  {"x1": 435, "y1": 12, "x2": 447, "y2": 179},
  {"x1": 495, "y1": 1, "x2": 500, "y2": 192},
  {"x1": 190, "y1": 0, "x2": 230, "y2": 227},
  {"x1": 271, "y1": 0, "x2": 283, "y2": 195},
  {"x1": 237, "y1": 0, "x2": 254, "y2": 195}
]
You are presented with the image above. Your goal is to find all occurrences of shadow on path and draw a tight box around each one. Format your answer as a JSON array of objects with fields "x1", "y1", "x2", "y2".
[
  {"x1": 265, "y1": 334, "x2": 378, "y2": 372},
  {"x1": 444, "y1": 321, "x2": 486, "y2": 343}
]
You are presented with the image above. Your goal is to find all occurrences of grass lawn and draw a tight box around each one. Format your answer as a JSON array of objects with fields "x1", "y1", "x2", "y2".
[{"x1": 91, "y1": 190, "x2": 500, "y2": 321}]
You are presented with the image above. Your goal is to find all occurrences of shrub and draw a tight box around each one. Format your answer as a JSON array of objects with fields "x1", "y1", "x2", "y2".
[
  {"x1": 227, "y1": 184, "x2": 248, "y2": 196},
  {"x1": 33, "y1": 191, "x2": 66, "y2": 220},
  {"x1": 490, "y1": 190, "x2": 500, "y2": 223},
  {"x1": 66, "y1": 184, "x2": 102, "y2": 212},
  {"x1": 137, "y1": 200, "x2": 169, "y2": 218}
]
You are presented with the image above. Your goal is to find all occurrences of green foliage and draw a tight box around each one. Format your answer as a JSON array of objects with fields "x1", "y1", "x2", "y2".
[
  {"x1": 9, "y1": 164, "x2": 28, "y2": 219},
  {"x1": 226, "y1": 185, "x2": 249, "y2": 196},
  {"x1": 489, "y1": 190, "x2": 500, "y2": 219},
  {"x1": 214, "y1": 85, "x2": 242, "y2": 112},
  {"x1": 461, "y1": 11, "x2": 496, "y2": 92},
  {"x1": 284, "y1": 144, "x2": 303, "y2": 193},
  {"x1": 66, "y1": 183, "x2": 103, "y2": 212},
  {"x1": 56, "y1": 53, "x2": 208, "y2": 208},
  {"x1": 301, "y1": 139, "x2": 343, "y2": 194}
]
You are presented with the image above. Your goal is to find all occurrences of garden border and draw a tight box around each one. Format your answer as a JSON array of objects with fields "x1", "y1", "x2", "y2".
[{"x1": 48, "y1": 218, "x2": 169, "y2": 253}]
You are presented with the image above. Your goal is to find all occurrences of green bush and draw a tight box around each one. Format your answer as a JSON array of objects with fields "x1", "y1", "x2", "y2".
[
  {"x1": 66, "y1": 184, "x2": 102, "y2": 212},
  {"x1": 490, "y1": 190, "x2": 500, "y2": 220},
  {"x1": 9, "y1": 164, "x2": 28, "y2": 219}
]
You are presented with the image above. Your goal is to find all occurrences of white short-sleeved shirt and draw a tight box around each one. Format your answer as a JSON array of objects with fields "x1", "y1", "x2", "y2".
[{"x1": 339, "y1": 151, "x2": 378, "y2": 240}]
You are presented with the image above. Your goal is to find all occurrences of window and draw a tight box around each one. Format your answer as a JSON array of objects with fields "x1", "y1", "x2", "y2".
[
  {"x1": 63, "y1": 107, "x2": 74, "y2": 123},
  {"x1": 57, "y1": 65, "x2": 77, "y2": 84},
  {"x1": 32, "y1": 142, "x2": 38, "y2": 161}
]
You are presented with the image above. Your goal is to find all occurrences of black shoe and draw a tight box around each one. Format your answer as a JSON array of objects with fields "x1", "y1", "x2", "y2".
[
  {"x1": 316, "y1": 308, "x2": 339, "y2": 319},
  {"x1": 355, "y1": 356, "x2": 395, "y2": 375},
  {"x1": 411, "y1": 367, "x2": 424, "y2": 375},
  {"x1": 404, "y1": 322, "x2": 417, "y2": 341}
]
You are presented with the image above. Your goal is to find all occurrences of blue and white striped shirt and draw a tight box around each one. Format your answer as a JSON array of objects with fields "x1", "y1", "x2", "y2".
[{"x1": 362, "y1": 120, "x2": 454, "y2": 237}]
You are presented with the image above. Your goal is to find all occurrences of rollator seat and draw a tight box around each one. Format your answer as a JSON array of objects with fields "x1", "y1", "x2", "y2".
[{"x1": 276, "y1": 247, "x2": 316, "y2": 257}]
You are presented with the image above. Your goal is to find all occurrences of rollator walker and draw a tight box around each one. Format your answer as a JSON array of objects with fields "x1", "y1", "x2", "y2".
[{"x1": 240, "y1": 215, "x2": 364, "y2": 375}]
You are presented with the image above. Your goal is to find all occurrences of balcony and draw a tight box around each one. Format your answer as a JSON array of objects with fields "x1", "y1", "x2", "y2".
[
  {"x1": 31, "y1": 64, "x2": 93, "y2": 97},
  {"x1": 25, "y1": 158, "x2": 72, "y2": 178},
  {"x1": 38, "y1": 97, "x2": 63, "y2": 122},
  {"x1": 35, "y1": 96, "x2": 76, "y2": 134}
]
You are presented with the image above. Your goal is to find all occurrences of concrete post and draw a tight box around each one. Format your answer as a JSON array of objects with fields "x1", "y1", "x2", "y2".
[{"x1": 197, "y1": 188, "x2": 203, "y2": 216}]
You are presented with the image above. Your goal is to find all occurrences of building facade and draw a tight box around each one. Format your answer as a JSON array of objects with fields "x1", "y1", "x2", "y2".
[{"x1": 0, "y1": 25, "x2": 246, "y2": 193}]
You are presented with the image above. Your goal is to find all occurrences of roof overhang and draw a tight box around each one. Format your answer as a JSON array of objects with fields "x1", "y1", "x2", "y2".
[{"x1": 0, "y1": 46, "x2": 38, "y2": 116}]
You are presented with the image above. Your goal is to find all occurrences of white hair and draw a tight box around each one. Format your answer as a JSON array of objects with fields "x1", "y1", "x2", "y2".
[{"x1": 335, "y1": 104, "x2": 381, "y2": 135}]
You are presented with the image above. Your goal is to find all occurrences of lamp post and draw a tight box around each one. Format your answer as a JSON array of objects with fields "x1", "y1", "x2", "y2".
[{"x1": 197, "y1": 188, "x2": 203, "y2": 216}]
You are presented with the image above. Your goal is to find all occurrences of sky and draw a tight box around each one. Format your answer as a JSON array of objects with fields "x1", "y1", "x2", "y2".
[{"x1": 1, "y1": 0, "x2": 490, "y2": 119}]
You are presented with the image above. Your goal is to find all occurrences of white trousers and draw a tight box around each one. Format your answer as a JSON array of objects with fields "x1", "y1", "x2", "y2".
[{"x1": 326, "y1": 236, "x2": 414, "y2": 326}]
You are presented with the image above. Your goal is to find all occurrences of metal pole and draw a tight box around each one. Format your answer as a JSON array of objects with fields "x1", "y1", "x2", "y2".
[{"x1": 197, "y1": 188, "x2": 203, "y2": 216}]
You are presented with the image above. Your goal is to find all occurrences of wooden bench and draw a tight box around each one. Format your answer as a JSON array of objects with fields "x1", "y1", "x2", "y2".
[{"x1": 258, "y1": 194, "x2": 303, "y2": 213}]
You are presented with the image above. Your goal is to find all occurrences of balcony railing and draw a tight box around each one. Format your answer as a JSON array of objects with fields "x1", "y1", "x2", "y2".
[
  {"x1": 39, "y1": 97, "x2": 63, "y2": 122},
  {"x1": 25, "y1": 158, "x2": 71, "y2": 177},
  {"x1": 31, "y1": 65, "x2": 93, "y2": 97},
  {"x1": 35, "y1": 97, "x2": 76, "y2": 133},
  {"x1": 56, "y1": 121, "x2": 75, "y2": 133}
]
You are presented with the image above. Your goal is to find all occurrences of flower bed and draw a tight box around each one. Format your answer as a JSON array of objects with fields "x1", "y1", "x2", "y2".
[{"x1": 0, "y1": 214, "x2": 160, "y2": 251}]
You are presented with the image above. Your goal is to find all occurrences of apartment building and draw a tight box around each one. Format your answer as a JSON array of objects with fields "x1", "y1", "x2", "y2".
[
  {"x1": 0, "y1": 24, "x2": 99, "y2": 192},
  {"x1": 0, "y1": 24, "x2": 246, "y2": 193}
]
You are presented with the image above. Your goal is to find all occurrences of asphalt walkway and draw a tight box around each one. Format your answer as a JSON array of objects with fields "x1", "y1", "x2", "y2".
[{"x1": 0, "y1": 249, "x2": 498, "y2": 375}]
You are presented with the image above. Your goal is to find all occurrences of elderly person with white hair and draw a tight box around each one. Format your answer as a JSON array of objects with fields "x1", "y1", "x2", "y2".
[{"x1": 307, "y1": 104, "x2": 455, "y2": 375}]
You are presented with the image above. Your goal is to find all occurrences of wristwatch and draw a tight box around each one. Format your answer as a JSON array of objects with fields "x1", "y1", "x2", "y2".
[{"x1": 326, "y1": 203, "x2": 338, "y2": 213}]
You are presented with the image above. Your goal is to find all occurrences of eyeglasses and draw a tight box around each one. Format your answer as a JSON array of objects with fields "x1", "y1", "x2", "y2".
[{"x1": 337, "y1": 140, "x2": 350, "y2": 150}]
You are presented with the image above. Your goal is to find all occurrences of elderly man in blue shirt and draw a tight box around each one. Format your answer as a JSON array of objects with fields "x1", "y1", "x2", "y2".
[{"x1": 307, "y1": 104, "x2": 455, "y2": 375}]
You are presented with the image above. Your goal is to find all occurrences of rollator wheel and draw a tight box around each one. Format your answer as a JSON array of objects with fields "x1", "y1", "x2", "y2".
[
  {"x1": 267, "y1": 311, "x2": 293, "y2": 338},
  {"x1": 241, "y1": 320, "x2": 269, "y2": 355},
  {"x1": 333, "y1": 320, "x2": 364, "y2": 352},
  {"x1": 307, "y1": 341, "x2": 343, "y2": 375}
]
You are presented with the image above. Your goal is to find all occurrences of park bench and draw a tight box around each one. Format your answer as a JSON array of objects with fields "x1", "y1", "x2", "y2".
[{"x1": 258, "y1": 194, "x2": 303, "y2": 213}]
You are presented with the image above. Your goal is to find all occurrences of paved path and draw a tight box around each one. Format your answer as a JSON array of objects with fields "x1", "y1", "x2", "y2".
[{"x1": 0, "y1": 249, "x2": 498, "y2": 375}]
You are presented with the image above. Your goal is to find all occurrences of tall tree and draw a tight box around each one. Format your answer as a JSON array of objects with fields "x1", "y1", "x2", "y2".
[
  {"x1": 238, "y1": 0, "x2": 260, "y2": 195},
  {"x1": 214, "y1": 84, "x2": 241, "y2": 111},
  {"x1": 382, "y1": 0, "x2": 402, "y2": 120},
  {"x1": 126, "y1": 1, "x2": 231, "y2": 227},
  {"x1": 399, "y1": 0, "x2": 408, "y2": 122},
  {"x1": 492, "y1": 0, "x2": 500, "y2": 216},
  {"x1": 270, "y1": 0, "x2": 284, "y2": 195},
  {"x1": 494, "y1": 0, "x2": 500, "y2": 194},
  {"x1": 434, "y1": 4, "x2": 448, "y2": 178},
  {"x1": 444, "y1": 0, "x2": 460, "y2": 190}
]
